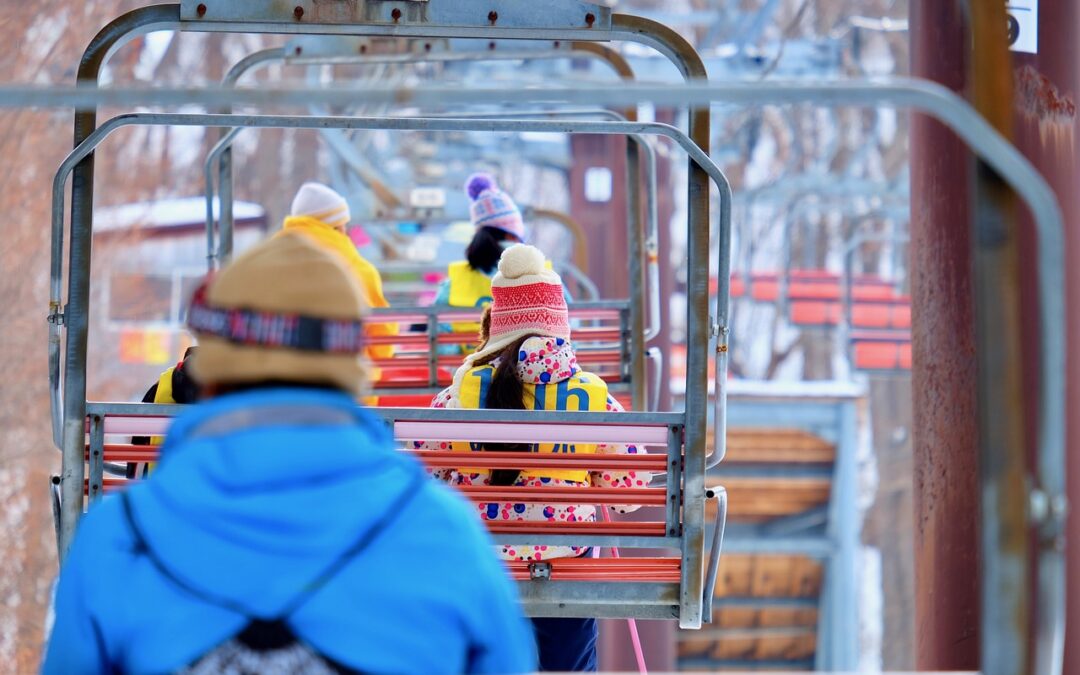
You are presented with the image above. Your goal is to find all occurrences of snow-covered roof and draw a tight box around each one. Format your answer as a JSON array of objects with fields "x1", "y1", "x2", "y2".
[
  {"x1": 726, "y1": 378, "x2": 865, "y2": 400},
  {"x1": 95, "y1": 197, "x2": 266, "y2": 233}
]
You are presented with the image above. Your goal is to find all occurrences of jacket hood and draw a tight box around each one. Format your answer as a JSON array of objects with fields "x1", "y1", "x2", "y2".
[
  {"x1": 123, "y1": 388, "x2": 417, "y2": 618},
  {"x1": 511, "y1": 336, "x2": 578, "y2": 385}
]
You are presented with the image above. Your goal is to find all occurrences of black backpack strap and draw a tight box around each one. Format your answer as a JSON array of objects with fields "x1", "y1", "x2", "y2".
[{"x1": 121, "y1": 467, "x2": 425, "y2": 620}]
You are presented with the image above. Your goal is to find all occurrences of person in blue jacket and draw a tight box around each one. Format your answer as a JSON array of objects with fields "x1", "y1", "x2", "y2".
[{"x1": 43, "y1": 232, "x2": 535, "y2": 674}]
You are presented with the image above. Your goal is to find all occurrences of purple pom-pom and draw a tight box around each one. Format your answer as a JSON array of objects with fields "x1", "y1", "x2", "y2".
[{"x1": 465, "y1": 173, "x2": 497, "y2": 201}]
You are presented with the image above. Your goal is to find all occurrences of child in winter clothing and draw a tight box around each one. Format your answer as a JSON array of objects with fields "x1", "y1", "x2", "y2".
[
  {"x1": 129, "y1": 346, "x2": 200, "y2": 478},
  {"x1": 276, "y1": 182, "x2": 397, "y2": 363},
  {"x1": 417, "y1": 244, "x2": 647, "y2": 672},
  {"x1": 434, "y1": 174, "x2": 569, "y2": 354},
  {"x1": 433, "y1": 173, "x2": 526, "y2": 351},
  {"x1": 45, "y1": 234, "x2": 535, "y2": 674}
]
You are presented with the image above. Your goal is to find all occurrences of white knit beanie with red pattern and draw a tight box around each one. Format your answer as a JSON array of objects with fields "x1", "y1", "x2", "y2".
[{"x1": 448, "y1": 245, "x2": 569, "y2": 401}]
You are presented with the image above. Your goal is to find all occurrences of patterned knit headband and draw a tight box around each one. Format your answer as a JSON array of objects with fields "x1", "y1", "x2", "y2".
[{"x1": 186, "y1": 282, "x2": 365, "y2": 354}]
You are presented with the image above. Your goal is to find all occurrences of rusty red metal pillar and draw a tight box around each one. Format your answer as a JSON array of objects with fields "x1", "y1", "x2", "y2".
[
  {"x1": 1007, "y1": 1, "x2": 1080, "y2": 671},
  {"x1": 910, "y1": 1, "x2": 981, "y2": 668},
  {"x1": 913, "y1": 1, "x2": 1079, "y2": 671},
  {"x1": 569, "y1": 135, "x2": 631, "y2": 299}
]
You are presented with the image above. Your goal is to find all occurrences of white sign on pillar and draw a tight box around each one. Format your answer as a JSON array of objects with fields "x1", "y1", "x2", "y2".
[{"x1": 1006, "y1": 0, "x2": 1038, "y2": 54}]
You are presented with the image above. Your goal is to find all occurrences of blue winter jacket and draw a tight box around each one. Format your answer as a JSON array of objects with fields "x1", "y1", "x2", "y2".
[{"x1": 43, "y1": 388, "x2": 535, "y2": 674}]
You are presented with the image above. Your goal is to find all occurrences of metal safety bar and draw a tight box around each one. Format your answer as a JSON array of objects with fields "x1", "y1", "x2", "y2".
[
  {"x1": 204, "y1": 108, "x2": 657, "y2": 337},
  {"x1": 204, "y1": 42, "x2": 635, "y2": 264},
  {"x1": 206, "y1": 37, "x2": 636, "y2": 245},
  {"x1": 779, "y1": 197, "x2": 909, "y2": 317},
  {"x1": 50, "y1": 111, "x2": 725, "y2": 425}
]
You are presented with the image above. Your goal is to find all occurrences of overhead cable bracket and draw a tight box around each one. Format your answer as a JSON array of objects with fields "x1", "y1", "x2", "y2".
[{"x1": 182, "y1": 0, "x2": 612, "y2": 34}]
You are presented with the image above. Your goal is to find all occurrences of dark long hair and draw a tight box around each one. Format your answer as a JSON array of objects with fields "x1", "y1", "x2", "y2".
[
  {"x1": 473, "y1": 333, "x2": 536, "y2": 486},
  {"x1": 466, "y1": 226, "x2": 516, "y2": 275}
]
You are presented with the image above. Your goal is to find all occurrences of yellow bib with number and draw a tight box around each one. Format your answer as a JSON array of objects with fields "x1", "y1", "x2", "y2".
[
  {"x1": 446, "y1": 261, "x2": 493, "y2": 341},
  {"x1": 144, "y1": 367, "x2": 177, "y2": 472},
  {"x1": 453, "y1": 365, "x2": 609, "y2": 482},
  {"x1": 446, "y1": 260, "x2": 557, "y2": 351}
]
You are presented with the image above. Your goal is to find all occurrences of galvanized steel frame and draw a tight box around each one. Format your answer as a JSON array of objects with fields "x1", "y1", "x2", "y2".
[
  {"x1": 52, "y1": 4, "x2": 718, "y2": 629},
  {"x1": 203, "y1": 113, "x2": 653, "y2": 400},
  {"x1": 777, "y1": 194, "x2": 909, "y2": 318},
  {"x1": 51, "y1": 111, "x2": 726, "y2": 424},
  {"x1": 201, "y1": 44, "x2": 656, "y2": 406}
]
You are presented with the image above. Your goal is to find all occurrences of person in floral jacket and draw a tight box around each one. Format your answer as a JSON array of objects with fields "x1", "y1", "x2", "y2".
[{"x1": 414, "y1": 244, "x2": 647, "y2": 672}]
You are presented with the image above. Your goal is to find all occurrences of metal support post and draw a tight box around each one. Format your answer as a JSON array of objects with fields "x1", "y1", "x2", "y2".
[
  {"x1": 664, "y1": 424, "x2": 683, "y2": 538},
  {"x1": 426, "y1": 313, "x2": 439, "y2": 389},
  {"x1": 814, "y1": 398, "x2": 859, "y2": 670},
  {"x1": 626, "y1": 139, "x2": 647, "y2": 411},
  {"x1": 57, "y1": 3, "x2": 178, "y2": 557}
]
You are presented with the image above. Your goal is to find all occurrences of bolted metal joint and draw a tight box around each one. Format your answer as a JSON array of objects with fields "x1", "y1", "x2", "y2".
[
  {"x1": 1030, "y1": 488, "x2": 1069, "y2": 542},
  {"x1": 47, "y1": 304, "x2": 65, "y2": 326},
  {"x1": 528, "y1": 561, "x2": 551, "y2": 580}
]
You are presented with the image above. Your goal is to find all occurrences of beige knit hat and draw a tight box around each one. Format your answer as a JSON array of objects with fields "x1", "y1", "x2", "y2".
[
  {"x1": 290, "y1": 182, "x2": 351, "y2": 231},
  {"x1": 187, "y1": 232, "x2": 370, "y2": 396}
]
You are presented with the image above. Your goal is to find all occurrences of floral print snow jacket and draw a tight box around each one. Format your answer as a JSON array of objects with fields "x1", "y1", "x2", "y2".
[{"x1": 415, "y1": 336, "x2": 647, "y2": 562}]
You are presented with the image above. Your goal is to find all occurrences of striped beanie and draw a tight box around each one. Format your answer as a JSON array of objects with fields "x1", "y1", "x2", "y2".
[
  {"x1": 452, "y1": 245, "x2": 568, "y2": 385},
  {"x1": 465, "y1": 173, "x2": 527, "y2": 241},
  {"x1": 290, "y1": 182, "x2": 351, "y2": 231},
  {"x1": 489, "y1": 245, "x2": 569, "y2": 341}
]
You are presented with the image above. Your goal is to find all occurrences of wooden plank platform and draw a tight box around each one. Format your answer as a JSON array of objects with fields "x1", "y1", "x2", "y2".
[
  {"x1": 707, "y1": 478, "x2": 831, "y2": 522},
  {"x1": 679, "y1": 555, "x2": 823, "y2": 667},
  {"x1": 683, "y1": 421, "x2": 834, "y2": 669},
  {"x1": 718, "y1": 429, "x2": 836, "y2": 463}
]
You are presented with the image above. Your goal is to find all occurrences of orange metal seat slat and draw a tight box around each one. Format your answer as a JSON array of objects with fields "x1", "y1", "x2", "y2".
[
  {"x1": 85, "y1": 480, "x2": 668, "y2": 536},
  {"x1": 91, "y1": 446, "x2": 669, "y2": 472},
  {"x1": 460, "y1": 486, "x2": 665, "y2": 506},
  {"x1": 505, "y1": 557, "x2": 681, "y2": 582}
]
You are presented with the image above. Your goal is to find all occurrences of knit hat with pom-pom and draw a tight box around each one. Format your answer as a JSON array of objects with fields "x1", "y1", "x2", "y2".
[
  {"x1": 465, "y1": 173, "x2": 527, "y2": 241},
  {"x1": 448, "y1": 245, "x2": 568, "y2": 396}
]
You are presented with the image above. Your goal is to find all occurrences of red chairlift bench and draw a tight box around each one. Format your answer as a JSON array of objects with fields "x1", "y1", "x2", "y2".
[
  {"x1": 720, "y1": 271, "x2": 894, "y2": 298},
  {"x1": 789, "y1": 298, "x2": 912, "y2": 330},
  {"x1": 78, "y1": 403, "x2": 726, "y2": 624},
  {"x1": 365, "y1": 304, "x2": 633, "y2": 396},
  {"x1": 849, "y1": 330, "x2": 912, "y2": 371}
]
